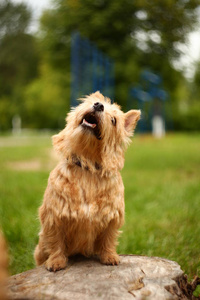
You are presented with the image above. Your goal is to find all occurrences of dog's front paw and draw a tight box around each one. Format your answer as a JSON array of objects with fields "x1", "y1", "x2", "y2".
[
  {"x1": 45, "y1": 255, "x2": 67, "y2": 272},
  {"x1": 100, "y1": 253, "x2": 120, "y2": 266}
]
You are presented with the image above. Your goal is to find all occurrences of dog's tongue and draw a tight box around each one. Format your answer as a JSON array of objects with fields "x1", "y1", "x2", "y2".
[{"x1": 83, "y1": 119, "x2": 97, "y2": 128}]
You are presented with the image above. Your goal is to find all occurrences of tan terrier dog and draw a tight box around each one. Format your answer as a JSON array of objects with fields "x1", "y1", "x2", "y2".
[{"x1": 34, "y1": 91, "x2": 140, "y2": 272}]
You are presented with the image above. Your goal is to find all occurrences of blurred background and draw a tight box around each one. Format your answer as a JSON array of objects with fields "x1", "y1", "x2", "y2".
[
  {"x1": 1, "y1": 0, "x2": 200, "y2": 132},
  {"x1": 0, "y1": 0, "x2": 200, "y2": 287}
]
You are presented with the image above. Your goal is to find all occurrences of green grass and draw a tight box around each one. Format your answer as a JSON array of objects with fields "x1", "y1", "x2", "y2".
[
  {"x1": 0, "y1": 134, "x2": 52, "y2": 274},
  {"x1": 0, "y1": 133, "x2": 200, "y2": 279},
  {"x1": 120, "y1": 134, "x2": 200, "y2": 279}
]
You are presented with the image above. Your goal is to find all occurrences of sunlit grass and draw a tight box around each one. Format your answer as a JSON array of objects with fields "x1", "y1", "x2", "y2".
[
  {"x1": 0, "y1": 134, "x2": 52, "y2": 274},
  {"x1": 119, "y1": 134, "x2": 200, "y2": 278},
  {"x1": 0, "y1": 133, "x2": 199, "y2": 278}
]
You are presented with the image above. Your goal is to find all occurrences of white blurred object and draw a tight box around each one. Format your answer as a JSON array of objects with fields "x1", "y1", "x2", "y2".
[
  {"x1": 12, "y1": 115, "x2": 21, "y2": 135},
  {"x1": 152, "y1": 115, "x2": 165, "y2": 138}
]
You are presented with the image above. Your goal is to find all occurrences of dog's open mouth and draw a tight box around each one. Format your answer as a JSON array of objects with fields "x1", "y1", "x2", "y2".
[
  {"x1": 82, "y1": 113, "x2": 97, "y2": 129},
  {"x1": 81, "y1": 112, "x2": 101, "y2": 139}
]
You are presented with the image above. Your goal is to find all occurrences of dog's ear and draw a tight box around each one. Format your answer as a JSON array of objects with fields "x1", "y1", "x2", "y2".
[{"x1": 124, "y1": 110, "x2": 141, "y2": 134}]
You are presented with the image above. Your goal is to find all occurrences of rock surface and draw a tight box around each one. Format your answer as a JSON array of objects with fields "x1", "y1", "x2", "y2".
[{"x1": 6, "y1": 255, "x2": 190, "y2": 300}]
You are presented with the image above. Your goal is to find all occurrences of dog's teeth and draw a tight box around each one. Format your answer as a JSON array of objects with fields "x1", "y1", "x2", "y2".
[{"x1": 83, "y1": 119, "x2": 96, "y2": 128}]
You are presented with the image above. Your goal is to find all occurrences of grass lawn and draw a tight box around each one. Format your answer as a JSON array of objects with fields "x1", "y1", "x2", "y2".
[{"x1": 0, "y1": 132, "x2": 199, "y2": 279}]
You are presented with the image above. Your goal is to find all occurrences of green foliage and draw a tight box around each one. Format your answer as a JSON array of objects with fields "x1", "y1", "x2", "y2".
[
  {"x1": 0, "y1": 0, "x2": 200, "y2": 130},
  {"x1": 0, "y1": 33, "x2": 39, "y2": 97},
  {"x1": 0, "y1": 133, "x2": 199, "y2": 277},
  {"x1": 0, "y1": 0, "x2": 39, "y2": 130},
  {"x1": 172, "y1": 71, "x2": 200, "y2": 131},
  {"x1": 40, "y1": 0, "x2": 199, "y2": 62},
  {"x1": 24, "y1": 64, "x2": 70, "y2": 129},
  {"x1": 0, "y1": 0, "x2": 30, "y2": 35},
  {"x1": 193, "y1": 61, "x2": 200, "y2": 97},
  {"x1": 193, "y1": 285, "x2": 200, "y2": 298},
  {"x1": 0, "y1": 96, "x2": 15, "y2": 131},
  {"x1": 173, "y1": 102, "x2": 200, "y2": 131},
  {"x1": 39, "y1": 0, "x2": 200, "y2": 108}
]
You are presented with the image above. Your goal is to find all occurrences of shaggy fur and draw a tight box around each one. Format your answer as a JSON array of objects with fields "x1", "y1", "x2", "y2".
[
  {"x1": 0, "y1": 231, "x2": 8, "y2": 300},
  {"x1": 34, "y1": 91, "x2": 140, "y2": 272}
]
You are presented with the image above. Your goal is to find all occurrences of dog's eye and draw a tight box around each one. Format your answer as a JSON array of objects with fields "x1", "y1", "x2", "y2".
[{"x1": 111, "y1": 117, "x2": 116, "y2": 126}]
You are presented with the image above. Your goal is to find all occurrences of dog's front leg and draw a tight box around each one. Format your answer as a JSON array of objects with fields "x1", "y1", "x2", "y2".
[
  {"x1": 39, "y1": 227, "x2": 68, "y2": 272},
  {"x1": 95, "y1": 220, "x2": 120, "y2": 266},
  {"x1": 45, "y1": 250, "x2": 67, "y2": 272}
]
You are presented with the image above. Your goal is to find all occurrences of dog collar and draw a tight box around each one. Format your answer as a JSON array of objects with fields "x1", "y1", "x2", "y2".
[{"x1": 70, "y1": 155, "x2": 101, "y2": 172}]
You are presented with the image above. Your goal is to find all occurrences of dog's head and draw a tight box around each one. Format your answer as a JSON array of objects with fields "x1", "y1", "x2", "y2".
[{"x1": 53, "y1": 92, "x2": 140, "y2": 174}]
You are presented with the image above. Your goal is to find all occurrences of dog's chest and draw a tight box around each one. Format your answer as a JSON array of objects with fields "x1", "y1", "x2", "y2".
[
  {"x1": 65, "y1": 172, "x2": 123, "y2": 226},
  {"x1": 51, "y1": 165, "x2": 124, "y2": 227},
  {"x1": 69, "y1": 185, "x2": 123, "y2": 227}
]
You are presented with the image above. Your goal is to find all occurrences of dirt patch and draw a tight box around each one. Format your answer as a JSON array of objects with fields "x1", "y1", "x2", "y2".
[
  {"x1": 6, "y1": 160, "x2": 42, "y2": 171},
  {"x1": 5, "y1": 150, "x2": 59, "y2": 172}
]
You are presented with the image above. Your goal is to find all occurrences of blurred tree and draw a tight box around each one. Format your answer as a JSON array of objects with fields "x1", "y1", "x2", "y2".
[
  {"x1": 193, "y1": 61, "x2": 200, "y2": 95},
  {"x1": 39, "y1": 0, "x2": 200, "y2": 108},
  {"x1": 0, "y1": 34, "x2": 39, "y2": 96},
  {"x1": 0, "y1": 0, "x2": 30, "y2": 35},
  {"x1": 172, "y1": 59, "x2": 200, "y2": 131},
  {"x1": 0, "y1": 0, "x2": 39, "y2": 130},
  {"x1": 24, "y1": 64, "x2": 69, "y2": 129},
  {"x1": 1, "y1": 0, "x2": 199, "y2": 130}
]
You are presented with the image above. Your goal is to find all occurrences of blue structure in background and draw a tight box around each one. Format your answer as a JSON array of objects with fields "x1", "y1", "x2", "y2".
[
  {"x1": 129, "y1": 70, "x2": 169, "y2": 133},
  {"x1": 71, "y1": 32, "x2": 115, "y2": 107}
]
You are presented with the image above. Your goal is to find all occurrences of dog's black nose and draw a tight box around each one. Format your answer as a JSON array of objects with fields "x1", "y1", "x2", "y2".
[{"x1": 93, "y1": 102, "x2": 104, "y2": 112}]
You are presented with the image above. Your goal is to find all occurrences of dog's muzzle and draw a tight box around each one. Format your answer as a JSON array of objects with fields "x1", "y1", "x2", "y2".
[{"x1": 80, "y1": 103, "x2": 104, "y2": 140}]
